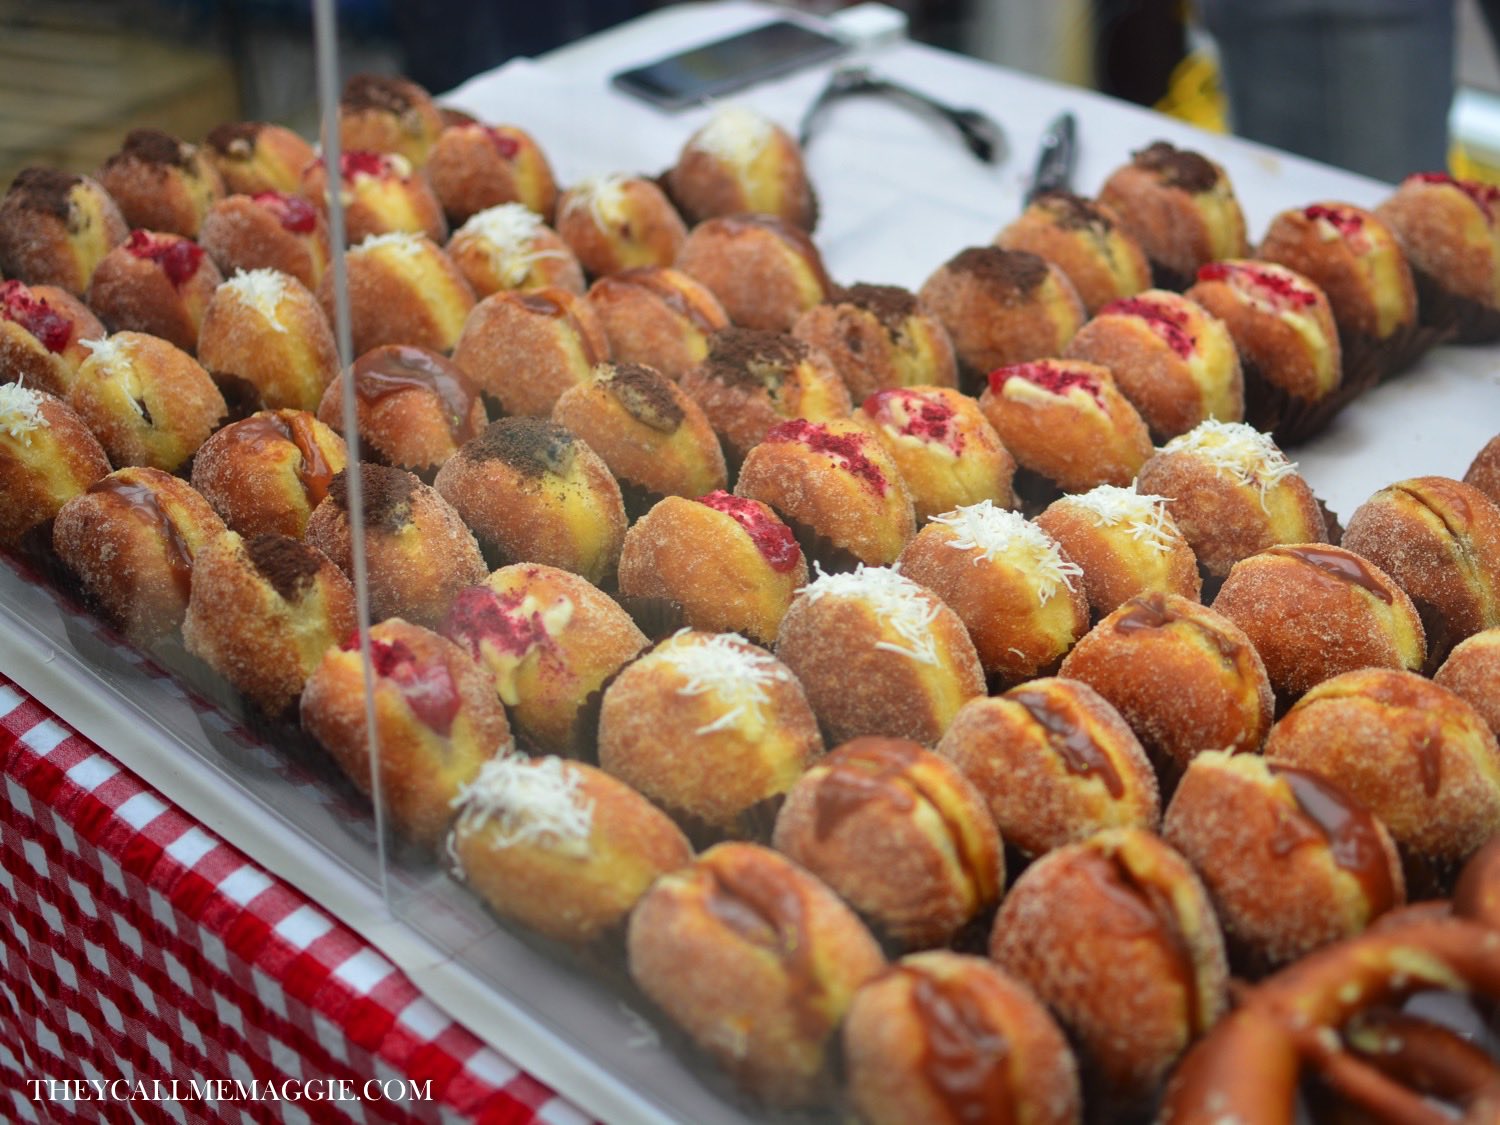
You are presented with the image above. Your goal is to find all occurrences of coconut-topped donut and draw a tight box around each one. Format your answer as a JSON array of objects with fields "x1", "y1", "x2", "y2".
[
  {"x1": 667, "y1": 104, "x2": 816, "y2": 230},
  {"x1": 556, "y1": 174, "x2": 687, "y2": 277},
  {"x1": 776, "y1": 563, "x2": 984, "y2": 746},
  {"x1": 446, "y1": 203, "x2": 582, "y2": 297},
  {"x1": 320, "y1": 231, "x2": 475, "y2": 356},
  {"x1": 0, "y1": 383, "x2": 111, "y2": 546}
]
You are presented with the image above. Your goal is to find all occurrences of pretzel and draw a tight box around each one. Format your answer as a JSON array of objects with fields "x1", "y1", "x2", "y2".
[{"x1": 1160, "y1": 838, "x2": 1500, "y2": 1125}]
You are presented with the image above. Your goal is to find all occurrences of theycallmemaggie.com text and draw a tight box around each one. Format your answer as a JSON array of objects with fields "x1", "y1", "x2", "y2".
[{"x1": 26, "y1": 1077, "x2": 434, "y2": 1105}]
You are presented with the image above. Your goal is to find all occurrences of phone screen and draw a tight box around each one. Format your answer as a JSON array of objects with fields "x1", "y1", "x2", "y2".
[{"x1": 612, "y1": 20, "x2": 846, "y2": 110}]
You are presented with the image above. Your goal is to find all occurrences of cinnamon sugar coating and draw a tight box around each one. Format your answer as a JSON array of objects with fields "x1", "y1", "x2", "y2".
[
  {"x1": 190, "y1": 409, "x2": 347, "y2": 539},
  {"x1": 1465, "y1": 432, "x2": 1500, "y2": 507},
  {"x1": 1434, "y1": 628, "x2": 1500, "y2": 737},
  {"x1": 428, "y1": 124, "x2": 559, "y2": 225},
  {"x1": 451, "y1": 287, "x2": 608, "y2": 418},
  {"x1": 0, "y1": 390, "x2": 111, "y2": 545},
  {"x1": 97, "y1": 129, "x2": 225, "y2": 238},
  {"x1": 586, "y1": 267, "x2": 728, "y2": 381},
  {"x1": 675, "y1": 213, "x2": 831, "y2": 331},
  {"x1": 0, "y1": 169, "x2": 129, "y2": 296}
]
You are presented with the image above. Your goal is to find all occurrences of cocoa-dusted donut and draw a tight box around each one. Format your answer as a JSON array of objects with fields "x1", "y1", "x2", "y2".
[
  {"x1": 1135, "y1": 419, "x2": 1329, "y2": 579},
  {"x1": 792, "y1": 283, "x2": 958, "y2": 402},
  {"x1": 675, "y1": 212, "x2": 833, "y2": 331},
  {"x1": 1058, "y1": 592, "x2": 1274, "y2": 775},
  {"x1": 1163, "y1": 750, "x2": 1405, "y2": 971},
  {"x1": 936, "y1": 677, "x2": 1160, "y2": 860},
  {"x1": 68, "y1": 332, "x2": 226, "y2": 473},
  {"x1": 198, "y1": 191, "x2": 332, "y2": 291},
  {"x1": 917, "y1": 247, "x2": 1085, "y2": 384},
  {"x1": 551, "y1": 361, "x2": 726, "y2": 505},
  {"x1": 586, "y1": 266, "x2": 728, "y2": 381},
  {"x1": 1211, "y1": 544, "x2": 1425, "y2": 701},
  {"x1": 0, "y1": 279, "x2": 107, "y2": 397},
  {"x1": 52, "y1": 466, "x2": 226, "y2": 646},
  {"x1": 305, "y1": 463, "x2": 486, "y2": 628},
  {"x1": 772, "y1": 737, "x2": 1002, "y2": 949},
  {"x1": 338, "y1": 73, "x2": 445, "y2": 168},
  {"x1": 96, "y1": 128, "x2": 224, "y2": 239},
  {"x1": 1341, "y1": 476, "x2": 1500, "y2": 663},
  {"x1": 433, "y1": 417, "x2": 625, "y2": 585},
  {"x1": 190, "y1": 409, "x2": 346, "y2": 539},
  {"x1": 627, "y1": 841, "x2": 886, "y2": 1105},
  {"x1": 1434, "y1": 627, "x2": 1500, "y2": 737},
  {"x1": 1263, "y1": 668, "x2": 1500, "y2": 876},
  {"x1": 679, "y1": 326, "x2": 849, "y2": 464},
  {"x1": 666, "y1": 105, "x2": 816, "y2": 231},
  {"x1": 319, "y1": 231, "x2": 476, "y2": 356},
  {"x1": 1063, "y1": 289, "x2": 1243, "y2": 440},
  {"x1": 301, "y1": 151, "x2": 447, "y2": 246},
  {"x1": 1467, "y1": 432, "x2": 1500, "y2": 506},
  {"x1": 0, "y1": 168, "x2": 128, "y2": 296},
  {"x1": 198, "y1": 268, "x2": 339, "y2": 414},
  {"x1": 448, "y1": 754, "x2": 691, "y2": 943},
  {"x1": 598, "y1": 630, "x2": 822, "y2": 837},
  {"x1": 202, "y1": 121, "x2": 317, "y2": 196},
  {"x1": 990, "y1": 828, "x2": 1228, "y2": 1109},
  {"x1": 775, "y1": 564, "x2": 984, "y2": 746},
  {"x1": 183, "y1": 530, "x2": 356, "y2": 718},
  {"x1": 446, "y1": 203, "x2": 582, "y2": 298},
  {"x1": 898, "y1": 501, "x2": 1088, "y2": 684},
  {"x1": 300, "y1": 618, "x2": 510, "y2": 849},
  {"x1": 428, "y1": 123, "x2": 558, "y2": 226},
  {"x1": 1185, "y1": 259, "x2": 1343, "y2": 441},
  {"x1": 317, "y1": 344, "x2": 486, "y2": 477},
  {"x1": 736, "y1": 418, "x2": 915, "y2": 568},
  {"x1": 1097, "y1": 140, "x2": 1249, "y2": 288},
  {"x1": 996, "y1": 191, "x2": 1151, "y2": 314},
  {"x1": 451, "y1": 286, "x2": 608, "y2": 418},
  {"x1": 441, "y1": 563, "x2": 647, "y2": 754},
  {"x1": 556, "y1": 174, "x2": 686, "y2": 277},
  {"x1": 87, "y1": 229, "x2": 224, "y2": 354},
  {"x1": 617, "y1": 492, "x2": 807, "y2": 646},
  {"x1": 842, "y1": 951, "x2": 1082, "y2": 1125},
  {"x1": 978, "y1": 358, "x2": 1153, "y2": 493},
  {"x1": 1376, "y1": 172, "x2": 1500, "y2": 341},
  {"x1": 0, "y1": 384, "x2": 111, "y2": 546},
  {"x1": 1034, "y1": 485, "x2": 1202, "y2": 616}
]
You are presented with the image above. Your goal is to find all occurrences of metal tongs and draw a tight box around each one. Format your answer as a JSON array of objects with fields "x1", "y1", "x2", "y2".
[{"x1": 799, "y1": 64, "x2": 1005, "y2": 165}]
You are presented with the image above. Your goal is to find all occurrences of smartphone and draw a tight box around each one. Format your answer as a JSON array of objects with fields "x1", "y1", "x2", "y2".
[{"x1": 611, "y1": 20, "x2": 847, "y2": 111}]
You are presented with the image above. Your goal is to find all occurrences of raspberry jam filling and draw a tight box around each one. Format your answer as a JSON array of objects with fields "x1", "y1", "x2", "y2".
[
  {"x1": 1412, "y1": 171, "x2": 1500, "y2": 217},
  {"x1": 252, "y1": 191, "x2": 318, "y2": 233},
  {"x1": 340, "y1": 150, "x2": 393, "y2": 181},
  {"x1": 1100, "y1": 297, "x2": 1195, "y2": 359},
  {"x1": 1302, "y1": 204, "x2": 1365, "y2": 240},
  {"x1": 862, "y1": 389, "x2": 965, "y2": 455},
  {"x1": 0, "y1": 280, "x2": 71, "y2": 354},
  {"x1": 990, "y1": 361, "x2": 1105, "y2": 407},
  {"x1": 1198, "y1": 261, "x2": 1316, "y2": 309},
  {"x1": 697, "y1": 491, "x2": 802, "y2": 572},
  {"x1": 764, "y1": 419, "x2": 888, "y2": 495},
  {"x1": 124, "y1": 229, "x2": 204, "y2": 286},
  {"x1": 487, "y1": 128, "x2": 520, "y2": 159},
  {"x1": 345, "y1": 634, "x2": 460, "y2": 736},
  {"x1": 442, "y1": 585, "x2": 553, "y2": 659}
]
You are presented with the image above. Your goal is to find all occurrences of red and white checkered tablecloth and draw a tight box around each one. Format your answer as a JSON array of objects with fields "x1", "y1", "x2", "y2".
[{"x1": 0, "y1": 673, "x2": 595, "y2": 1125}]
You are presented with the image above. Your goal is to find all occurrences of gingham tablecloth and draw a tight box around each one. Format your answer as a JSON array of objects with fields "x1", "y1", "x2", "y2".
[{"x1": 0, "y1": 674, "x2": 593, "y2": 1125}]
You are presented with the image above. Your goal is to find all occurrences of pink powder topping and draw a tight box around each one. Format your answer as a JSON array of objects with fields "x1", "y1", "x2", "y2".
[
  {"x1": 340, "y1": 151, "x2": 393, "y2": 181},
  {"x1": 343, "y1": 634, "x2": 460, "y2": 736},
  {"x1": 862, "y1": 389, "x2": 965, "y2": 455},
  {"x1": 990, "y1": 361, "x2": 1105, "y2": 407},
  {"x1": 253, "y1": 191, "x2": 318, "y2": 233},
  {"x1": 1412, "y1": 172, "x2": 1500, "y2": 216},
  {"x1": 1100, "y1": 296, "x2": 1196, "y2": 359},
  {"x1": 441, "y1": 585, "x2": 552, "y2": 659},
  {"x1": 1198, "y1": 261, "x2": 1316, "y2": 309},
  {"x1": 0, "y1": 280, "x2": 71, "y2": 354},
  {"x1": 697, "y1": 491, "x2": 802, "y2": 572},
  {"x1": 124, "y1": 229, "x2": 204, "y2": 287},
  {"x1": 764, "y1": 419, "x2": 888, "y2": 496},
  {"x1": 1303, "y1": 204, "x2": 1365, "y2": 239},
  {"x1": 487, "y1": 129, "x2": 520, "y2": 159}
]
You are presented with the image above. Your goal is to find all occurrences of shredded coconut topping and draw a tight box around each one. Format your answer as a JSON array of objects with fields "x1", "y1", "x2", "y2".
[
  {"x1": 353, "y1": 230, "x2": 426, "y2": 258},
  {"x1": 929, "y1": 500, "x2": 1081, "y2": 601},
  {"x1": 79, "y1": 334, "x2": 129, "y2": 369},
  {"x1": 799, "y1": 563, "x2": 941, "y2": 665},
  {"x1": 565, "y1": 175, "x2": 629, "y2": 232},
  {"x1": 0, "y1": 380, "x2": 44, "y2": 444},
  {"x1": 692, "y1": 105, "x2": 775, "y2": 166},
  {"x1": 1161, "y1": 419, "x2": 1297, "y2": 505},
  {"x1": 224, "y1": 269, "x2": 290, "y2": 332},
  {"x1": 655, "y1": 630, "x2": 791, "y2": 736},
  {"x1": 456, "y1": 204, "x2": 569, "y2": 288},
  {"x1": 1063, "y1": 484, "x2": 1177, "y2": 554},
  {"x1": 447, "y1": 754, "x2": 595, "y2": 875}
]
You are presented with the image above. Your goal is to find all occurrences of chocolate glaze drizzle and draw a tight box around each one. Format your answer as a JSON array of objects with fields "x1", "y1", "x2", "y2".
[
  {"x1": 1008, "y1": 689, "x2": 1125, "y2": 797},
  {"x1": 1267, "y1": 545, "x2": 1393, "y2": 604},
  {"x1": 901, "y1": 965, "x2": 1016, "y2": 1125}
]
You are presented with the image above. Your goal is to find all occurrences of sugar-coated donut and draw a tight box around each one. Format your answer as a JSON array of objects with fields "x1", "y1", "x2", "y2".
[
  {"x1": 675, "y1": 213, "x2": 833, "y2": 331},
  {"x1": 0, "y1": 168, "x2": 128, "y2": 296},
  {"x1": 189, "y1": 408, "x2": 346, "y2": 538},
  {"x1": 555, "y1": 175, "x2": 686, "y2": 277},
  {"x1": 996, "y1": 191, "x2": 1151, "y2": 314},
  {"x1": 0, "y1": 279, "x2": 107, "y2": 397},
  {"x1": 87, "y1": 229, "x2": 224, "y2": 354},
  {"x1": 792, "y1": 283, "x2": 958, "y2": 401},
  {"x1": 338, "y1": 73, "x2": 445, "y2": 168},
  {"x1": 203, "y1": 121, "x2": 317, "y2": 196},
  {"x1": 586, "y1": 266, "x2": 729, "y2": 382},
  {"x1": 0, "y1": 383, "x2": 111, "y2": 545},
  {"x1": 446, "y1": 203, "x2": 581, "y2": 297},
  {"x1": 428, "y1": 124, "x2": 558, "y2": 225},
  {"x1": 198, "y1": 268, "x2": 339, "y2": 414},
  {"x1": 96, "y1": 128, "x2": 224, "y2": 238},
  {"x1": 198, "y1": 191, "x2": 332, "y2": 291},
  {"x1": 666, "y1": 105, "x2": 816, "y2": 231}
]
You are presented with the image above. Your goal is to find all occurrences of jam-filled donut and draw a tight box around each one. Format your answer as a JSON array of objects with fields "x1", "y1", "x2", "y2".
[
  {"x1": 791, "y1": 283, "x2": 958, "y2": 402},
  {"x1": 0, "y1": 279, "x2": 106, "y2": 397},
  {"x1": 996, "y1": 191, "x2": 1152, "y2": 314},
  {"x1": 446, "y1": 203, "x2": 582, "y2": 298},
  {"x1": 666, "y1": 105, "x2": 816, "y2": 230},
  {"x1": 301, "y1": 151, "x2": 447, "y2": 245},
  {"x1": 190, "y1": 408, "x2": 346, "y2": 538},
  {"x1": 675, "y1": 213, "x2": 833, "y2": 331},
  {"x1": 586, "y1": 266, "x2": 729, "y2": 382},
  {"x1": 87, "y1": 229, "x2": 223, "y2": 354},
  {"x1": 427, "y1": 123, "x2": 558, "y2": 225},
  {"x1": 96, "y1": 128, "x2": 224, "y2": 238},
  {"x1": 197, "y1": 268, "x2": 339, "y2": 413},
  {"x1": 0, "y1": 383, "x2": 111, "y2": 546},
  {"x1": 0, "y1": 168, "x2": 127, "y2": 296},
  {"x1": 198, "y1": 191, "x2": 332, "y2": 291},
  {"x1": 202, "y1": 121, "x2": 317, "y2": 196},
  {"x1": 451, "y1": 286, "x2": 608, "y2": 418}
]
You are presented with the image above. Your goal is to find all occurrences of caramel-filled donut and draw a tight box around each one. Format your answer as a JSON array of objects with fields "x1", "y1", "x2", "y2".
[
  {"x1": 1434, "y1": 627, "x2": 1500, "y2": 737},
  {"x1": 0, "y1": 383, "x2": 110, "y2": 546},
  {"x1": 0, "y1": 168, "x2": 128, "y2": 296},
  {"x1": 190, "y1": 409, "x2": 346, "y2": 539}
]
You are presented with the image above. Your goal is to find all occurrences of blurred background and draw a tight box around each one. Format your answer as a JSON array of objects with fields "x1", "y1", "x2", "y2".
[{"x1": 3, "y1": 0, "x2": 1499, "y2": 187}]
